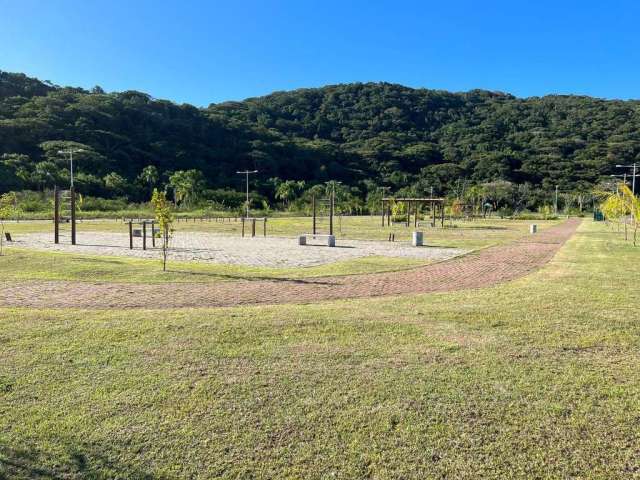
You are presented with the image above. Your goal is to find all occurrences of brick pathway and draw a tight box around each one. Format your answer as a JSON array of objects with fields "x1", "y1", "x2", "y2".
[{"x1": 0, "y1": 219, "x2": 580, "y2": 310}]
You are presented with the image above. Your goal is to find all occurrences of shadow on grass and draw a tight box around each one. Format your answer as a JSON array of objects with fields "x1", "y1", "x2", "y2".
[
  {"x1": 165, "y1": 269, "x2": 337, "y2": 285},
  {"x1": 0, "y1": 441, "x2": 162, "y2": 480},
  {"x1": 462, "y1": 225, "x2": 509, "y2": 230},
  {"x1": 70, "y1": 256, "x2": 130, "y2": 265}
]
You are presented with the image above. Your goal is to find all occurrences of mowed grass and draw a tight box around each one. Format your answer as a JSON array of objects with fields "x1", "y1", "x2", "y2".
[
  {"x1": 1, "y1": 221, "x2": 638, "y2": 479},
  {"x1": 0, "y1": 248, "x2": 427, "y2": 283},
  {"x1": 0, "y1": 216, "x2": 557, "y2": 283},
  {"x1": 4, "y1": 215, "x2": 560, "y2": 249}
]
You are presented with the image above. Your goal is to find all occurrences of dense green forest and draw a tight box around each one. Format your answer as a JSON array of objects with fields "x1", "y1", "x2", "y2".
[{"x1": 1, "y1": 70, "x2": 637, "y2": 213}]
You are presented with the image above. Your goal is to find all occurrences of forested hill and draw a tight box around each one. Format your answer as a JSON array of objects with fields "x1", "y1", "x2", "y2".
[{"x1": 1, "y1": 70, "x2": 639, "y2": 205}]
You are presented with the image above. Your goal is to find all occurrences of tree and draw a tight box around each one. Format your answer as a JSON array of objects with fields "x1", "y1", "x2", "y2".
[
  {"x1": 169, "y1": 170, "x2": 205, "y2": 207},
  {"x1": 619, "y1": 184, "x2": 640, "y2": 246},
  {"x1": 275, "y1": 180, "x2": 305, "y2": 208},
  {"x1": 138, "y1": 165, "x2": 159, "y2": 195},
  {"x1": 151, "y1": 188, "x2": 174, "y2": 271},
  {"x1": 33, "y1": 162, "x2": 60, "y2": 190},
  {"x1": 103, "y1": 172, "x2": 128, "y2": 195},
  {"x1": 6, "y1": 70, "x2": 640, "y2": 209},
  {"x1": 597, "y1": 183, "x2": 636, "y2": 242},
  {"x1": 0, "y1": 192, "x2": 19, "y2": 256}
]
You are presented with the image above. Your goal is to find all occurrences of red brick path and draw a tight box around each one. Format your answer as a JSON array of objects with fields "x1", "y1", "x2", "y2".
[{"x1": 0, "y1": 219, "x2": 580, "y2": 309}]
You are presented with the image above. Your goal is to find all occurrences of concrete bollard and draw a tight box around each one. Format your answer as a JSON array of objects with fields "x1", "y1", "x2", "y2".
[
  {"x1": 327, "y1": 235, "x2": 336, "y2": 247},
  {"x1": 412, "y1": 231, "x2": 423, "y2": 247},
  {"x1": 298, "y1": 235, "x2": 307, "y2": 246},
  {"x1": 530, "y1": 224, "x2": 538, "y2": 234}
]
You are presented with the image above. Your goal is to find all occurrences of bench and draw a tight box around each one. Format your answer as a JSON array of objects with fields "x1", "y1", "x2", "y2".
[
  {"x1": 416, "y1": 221, "x2": 435, "y2": 228},
  {"x1": 298, "y1": 234, "x2": 336, "y2": 247}
]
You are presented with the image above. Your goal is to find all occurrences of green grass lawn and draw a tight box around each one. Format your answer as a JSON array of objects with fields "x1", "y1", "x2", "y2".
[
  {"x1": 4, "y1": 215, "x2": 561, "y2": 249},
  {"x1": 0, "y1": 248, "x2": 429, "y2": 283},
  {"x1": 1, "y1": 220, "x2": 638, "y2": 479}
]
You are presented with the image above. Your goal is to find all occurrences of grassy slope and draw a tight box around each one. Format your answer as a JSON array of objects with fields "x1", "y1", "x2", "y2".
[{"x1": 1, "y1": 221, "x2": 638, "y2": 479}]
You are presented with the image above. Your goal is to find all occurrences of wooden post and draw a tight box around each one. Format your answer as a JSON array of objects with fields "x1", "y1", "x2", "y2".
[
  {"x1": 129, "y1": 221, "x2": 133, "y2": 249},
  {"x1": 251, "y1": 218, "x2": 256, "y2": 237},
  {"x1": 263, "y1": 218, "x2": 267, "y2": 237},
  {"x1": 432, "y1": 200, "x2": 436, "y2": 227},
  {"x1": 381, "y1": 199, "x2": 385, "y2": 227},
  {"x1": 312, "y1": 195, "x2": 317, "y2": 235},
  {"x1": 54, "y1": 186, "x2": 60, "y2": 244},
  {"x1": 142, "y1": 221, "x2": 147, "y2": 251},
  {"x1": 405, "y1": 201, "x2": 410, "y2": 227},
  {"x1": 329, "y1": 190, "x2": 334, "y2": 236},
  {"x1": 70, "y1": 186, "x2": 76, "y2": 245},
  {"x1": 414, "y1": 201, "x2": 418, "y2": 228},
  {"x1": 441, "y1": 202, "x2": 445, "y2": 227},
  {"x1": 241, "y1": 217, "x2": 245, "y2": 237},
  {"x1": 387, "y1": 201, "x2": 391, "y2": 226},
  {"x1": 152, "y1": 222, "x2": 156, "y2": 247}
]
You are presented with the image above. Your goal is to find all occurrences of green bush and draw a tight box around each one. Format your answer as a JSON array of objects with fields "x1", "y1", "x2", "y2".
[{"x1": 80, "y1": 197, "x2": 130, "y2": 212}]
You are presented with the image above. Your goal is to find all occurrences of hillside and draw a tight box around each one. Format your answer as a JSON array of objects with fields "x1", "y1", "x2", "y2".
[{"x1": 1, "y1": 70, "x2": 639, "y2": 206}]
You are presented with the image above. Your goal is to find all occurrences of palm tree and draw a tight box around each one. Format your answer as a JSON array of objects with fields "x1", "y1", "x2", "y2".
[
  {"x1": 275, "y1": 180, "x2": 305, "y2": 208},
  {"x1": 138, "y1": 165, "x2": 159, "y2": 196}
]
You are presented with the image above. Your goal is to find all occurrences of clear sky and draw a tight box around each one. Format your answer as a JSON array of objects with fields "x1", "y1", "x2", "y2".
[{"x1": 1, "y1": 0, "x2": 639, "y2": 106}]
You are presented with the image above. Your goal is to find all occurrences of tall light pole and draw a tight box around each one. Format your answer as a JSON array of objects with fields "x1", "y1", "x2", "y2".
[
  {"x1": 616, "y1": 163, "x2": 638, "y2": 195},
  {"x1": 236, "y1": 169, "x2": 258, "y2": 218},
  {"x1": 554, "y1": 185, "x2": 559, "y2": 215},
  {"x1": 58, "y1": 148, "x2": 84, "y2": 188}
]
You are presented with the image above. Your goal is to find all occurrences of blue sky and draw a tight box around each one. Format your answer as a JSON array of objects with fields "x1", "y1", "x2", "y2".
[{"x1": 1, "y1": 0, "x2": 639, "y2": 105}]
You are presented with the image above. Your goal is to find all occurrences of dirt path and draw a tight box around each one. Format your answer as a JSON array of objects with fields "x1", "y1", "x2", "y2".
[{"x1": 0, "y1": 219, "x2": 581, "y2": 309}]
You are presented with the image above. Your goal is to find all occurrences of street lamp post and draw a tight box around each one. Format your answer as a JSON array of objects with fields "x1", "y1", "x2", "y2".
[
  {"x1": 236, "y1": 170, "x2": 258, "y2": 218},
  {"x1": 58, "y1": 148, "x2": 84, "y2": 188}
]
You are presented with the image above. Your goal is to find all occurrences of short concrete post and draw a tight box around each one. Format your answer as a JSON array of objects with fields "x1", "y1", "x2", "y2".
[
  {"x1": 530, "y1": 224, "x2": 538, "y2": 234},
  {"x1": 298, "y1": 235, "x2": 307, "y2": 246},
  {"x1": 412, "y1": 231, "x2": 423, "y2": 247},
  {"x1": 327, "y1": 235, "x2": 336, "y2": 247}
]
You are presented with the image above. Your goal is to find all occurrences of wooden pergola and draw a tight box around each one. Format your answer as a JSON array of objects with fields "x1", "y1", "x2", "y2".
[{"x1": 381, "y1": 197, "x2": 445, "y2": 228}]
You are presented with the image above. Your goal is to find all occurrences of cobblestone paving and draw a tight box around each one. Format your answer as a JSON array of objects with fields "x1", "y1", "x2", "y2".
[
  {"x1": 0, "y1": 219, "x2": 580, "y2": 309},
  {"x1": 12, "y1": 231, "x2": 465, "y2": 267}
]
